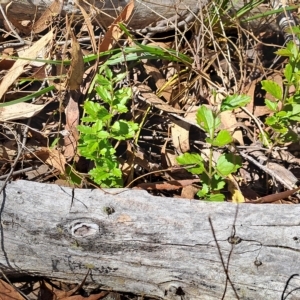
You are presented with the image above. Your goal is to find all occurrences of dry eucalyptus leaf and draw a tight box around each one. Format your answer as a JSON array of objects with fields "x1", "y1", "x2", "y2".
[
  {"x1": 161, "y1": 140, "x2": 177, "y2": 169},
  {"x1": 98, "y1": 0, "x2": 134, "y2": 52},
  {"x1": 64, "y1": 91, "x2": 80, "y2": 160},
  {"x1": 0, "y1": 144, "x2": 16, "y2": 161},
  {"x1": 0, "y1": 102, "x2": 47, "y2": 121},
  {"x1": 0, "y1": 30, "x2": 54, "y2": 99},
  {"x1": 171, "y1": 120, "x2": 191, "y2": 153},
  {"x1": 144, "y1": 62, "x2": 172, "y2": 102},
  {"x1": 76, "y1": 1, "x2": 97, "y2": 53},
  {"x1": 69, "y1": 32, "x2": 84, "y2": 91},
  {"x1": 181, "y1": 185, "x2": 199, "y2": 199},
  {"x1": 0, "y1": 279, "x2": 24, "y2": 300},
  {"x1": 219, "y1": 110, "x2": 244, "y2": 145},
  {"x1": 30, "y1": 147, "x2": 66, "y2": 174},
  {"x1": 236, "y1": 79, "x2": 273, "y2": 118},
  {"x1": 32, "y1": 0, "x2": 63, "y2": 34},
  {"x1": 134, "y1": 84, "x2": 184, "y2": 113}
]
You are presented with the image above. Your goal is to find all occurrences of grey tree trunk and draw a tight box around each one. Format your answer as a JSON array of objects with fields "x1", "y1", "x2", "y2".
[{"x1": 0, "y1": 180, "x2": 300, "y2": 300}]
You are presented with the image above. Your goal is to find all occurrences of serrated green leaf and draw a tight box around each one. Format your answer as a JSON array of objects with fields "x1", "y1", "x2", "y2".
[
  {"x1": 267, "y1": 121, "x2": 288, "y2": 134},
  {"x1": 78, "y1": 63, "x2": 139, "y2": 188},
  {"x1": 261, "y1": 80, "x2": 282, "y2": 100},
  {"x1": 208, "y1": 193, "x2": 225, "y2": 201},
  {"x1": 200, "y1": 173, "x2": 225, "y2": 191},
  {"x1": 276, "y1": 110, "x2": 288, "y2": 118},
  {"x1": 112, "y1": 88, "x2": 132, "y2": 113},
  {"x1": 286, "y1": 41, "x2": 299, "y2": 60},
  {"x1": 95, "y1": 74, "x2": 111, "y2": 86},
  {"x1": 289, "y1": 104, "x2": 300, "y2": 121},
  {"x1": 196, "y1": 106, "x2": 220, "y2": 137},
  {"x1": 104, "y1": 67, "x2": 113, "y2": 80},
  {"x1": 275, "y1": 48, "x2": 292, "y2": 57},
  {"x1": 83, "y1": 101, "x2": 101, "y2": 118},
  {"x1": 113, "y1": 72, "x2": 127, "y2": 83},
  {"x1": 95, "y1": 86, "x2": 112, "y2": 102},
  {"x1": 176, "y1": 153, "x2": 205, "y2": 175},
  {"x1": 197, "y1": 184, "x2": 209, "y2": 197},
  {"x1": 265, "y1": 99, "x2": 278, "y2": 112},
  {"x1": 284, "y1": 63, "x2": 293, "y2": 83},
  {"x1": 281, "y1": 130, "x2": 298, "y2": 143},
  {"x1": 77, "y1": 125, "x2": 94, "y2": 134},
  {"x1": 216, "y1": 153, "x2": 242, "y2": 176},
  {"x1": 212, "y1": 174, "x2": 226, "y2": 190},
  {"x1": 65, "y1": 166, "x2": 82, "y2": 185},
  {"x1": 111, "y1": 120, "x2": 138, "y2": 139},
  {"x1": 89, "y1": 165, "x2": 123, "y2": 188},
  {"x1": 95, "y1": 130, "x2": 110, "y2": 139},
  {"x1": 176, "y1": 153, "x2": 203, "y2": 165},
  {"x1": 114, "y1": 87, "x2": 131, "y2": 100},
  {"x1": 220, "y1": 94, "x2": 251, "y2": 111},
  {"x1": 211, "y1": 130, "x2": 233, "y2": 146}
]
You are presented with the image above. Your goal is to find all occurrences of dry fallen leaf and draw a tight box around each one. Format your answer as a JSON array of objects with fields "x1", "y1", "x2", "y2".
[
  {"x1": 219, "y1": 110, "x2": 244, "y2": 145},
  {"x1": 236, "y1": 79, "x2": 273, "y2": 118},
  {"x1": 69, "y1": 31, "x2": 84, "y2": 91},
  {"x1": 63, "y1": 91, "x2": 80, "y2": 161},
  {"x1": 227, "y1": 175, "x2": 245, "y2": 203},
  {"x1": 135, "y1": 179, "x2": 200, "y2": 190},
  {"x1": 0, "y1": 29, "x2": 54, "y2": 100},
  {"x1": 76, "y1": 1, "x2": 97, "y2": 53},
  {"x1": 250, "y1": 186, "x2": 300, "y2": 203},
  {"x1": 60, "y1": 292, "x2": 109, "y2": 300},
  {"x1": 134, "y1": 84, "x2": 184, "y2": 113},
  {"x1": 98, "y1": 0, "x2": 134, "y2": 53},
  {"x1": 0, "y1": 279, "x2": 24, "y2": 300},
  {"x1": 24, "y1": 147, "x2": 66, "y2": 173},
  {"x1": 121, "y1": 142, "x2": 135, "y2": 186},
  {"x1": 171, "y1": 120, "x2": 190, "y2": 153},
  {"x1": 32, "y1": 0, "x2": 63, "y2": 33},
  {"x1": 181, "y1": 185, "x2": 199, "y2": 199},
  {"x1": 0, "y1": 102, "x2": 47, "y2": 121},
  {"x1": 0, "y1": 143, "x2": 16, "y2": 161},
  {"x1": 144, "y1": 62, "x2": 172, "y2": 102}
]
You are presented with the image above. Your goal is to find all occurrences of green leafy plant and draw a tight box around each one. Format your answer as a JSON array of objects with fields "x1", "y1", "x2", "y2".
[
  {"x1": 261, "y1": 30, "x2": 300, "y2": 145},
  {"x1": 176, "y1": 95, "x2": 250, "y2": 201},
  {"x1": 77, "y1": 66, "x2": 138, "y2": 187}
]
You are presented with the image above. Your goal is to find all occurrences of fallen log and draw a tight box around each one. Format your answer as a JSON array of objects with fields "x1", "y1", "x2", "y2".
[
  {"x1": 1, "y1": 0, "x2": 281, "y2": 33},
  {"x1": 2, "y1": 0, "x2": 205, "y2": 30},
  {"x1": 0, "y1": 180, "x2": 300, "y2": 299}
]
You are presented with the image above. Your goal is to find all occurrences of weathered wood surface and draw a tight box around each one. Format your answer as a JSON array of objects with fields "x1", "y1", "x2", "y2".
[
  {"x1": 3, "y1": 0, "x2": 277, "y2": 32},
  {"x1": 3, "y1": 0, "x2": 205, "y2": 29},
  {"x1": 0, "y1": 180, "x2": 300, "y2": 299}
]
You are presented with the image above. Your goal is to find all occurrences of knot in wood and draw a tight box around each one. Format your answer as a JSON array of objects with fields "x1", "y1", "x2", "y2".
[
  {"x1": 69, "y1": 222, "x2": 99, "y2": 238},
  {"x1": 228, "y1": 236, "x2": 242, "y2": 245}
]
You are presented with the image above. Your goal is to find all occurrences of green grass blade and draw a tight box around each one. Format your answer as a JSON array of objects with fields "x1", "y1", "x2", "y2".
[
  {"x1": 0, "y1": 85, "x2": 55, "y2": 107},
  {"x1": 243, "y1": 5, "x2": 300, "y2": 22}
]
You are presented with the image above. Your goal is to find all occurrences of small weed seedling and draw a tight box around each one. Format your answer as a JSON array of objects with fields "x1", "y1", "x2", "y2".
[
  {"x1": 78, "y1": 66, "x2": 138, "y2": 187},
  {"x1": 262, "y1": 28, "x2": 300, "y2": 145},
  {"x1": 176, "y1": 95, "x2": 250, "y2": 201}
]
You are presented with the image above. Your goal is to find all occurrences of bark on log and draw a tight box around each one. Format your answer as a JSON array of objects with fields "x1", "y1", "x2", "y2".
[
  {"x1": 2, "y1": 0, "x2": 278, "y2": 33},
  {"x1": 1, "y1": 180, "x2": 300, "y2": 299},
  {"x1": 3, "y1": 0, "x2": 205, "y2": 30}
]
